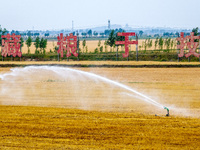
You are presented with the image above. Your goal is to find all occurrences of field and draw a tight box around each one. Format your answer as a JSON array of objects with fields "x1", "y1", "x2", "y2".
[{"x1": 0, "y1": 63, "x2": 200, "y2": 149}]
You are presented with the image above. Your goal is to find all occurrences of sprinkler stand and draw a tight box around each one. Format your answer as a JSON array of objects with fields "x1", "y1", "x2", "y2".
[{"x1": 164, "y1": 107, "x2": 169, "y2": 116}]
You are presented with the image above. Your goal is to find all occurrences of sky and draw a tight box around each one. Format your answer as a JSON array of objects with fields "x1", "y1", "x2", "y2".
[{"x1": 0, "y1": 0, "x2": 199, "y2": 31}]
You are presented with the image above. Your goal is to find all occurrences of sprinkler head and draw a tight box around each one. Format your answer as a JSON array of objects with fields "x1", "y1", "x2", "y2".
[{"x1": 164, "y1": 106, "x2": 169, "y2": 116}]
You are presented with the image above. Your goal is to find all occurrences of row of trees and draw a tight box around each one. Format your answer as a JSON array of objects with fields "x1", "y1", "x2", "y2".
[
  {"x1": 80, "y1": 29, "x2": 198, "y2": 38},
  {"x1": 25, "y1": 36, "x2": 47, "y2": 54},
  {"x1": 139, "y1": 37, "x2": 176, "y2": 51},
  {"x1": 80, "y1": 29, "x2": 178, "y2": 53},
  {"x1": 81, "y1": 28, "x2": 125, "y2": 37},
  {"x1": 10, "y1": 30, "x2": 50, "y2": 37},
  {"x1": 80, "y1": 36, "x2": 178, "y2": 54}
]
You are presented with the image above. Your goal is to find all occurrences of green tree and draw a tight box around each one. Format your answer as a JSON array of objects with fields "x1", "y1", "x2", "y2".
[
  {"x1": 26, "y1": 36, "x2": 32, "y2": 54},
  {"x1": 142, "y1": 41, "x2": 144, "y2": 50},
  {"x1": 93, "y1": 31, "x2": 98, "y2": 37},
  {"x1": 43, "y1": 39, "x2": 47, "y2": 54},
  {"x1": 54, "y1": 46, "x2": 58, "y2": 53},
  {"x1": 34, "y1": 37, "x2": 40, "y2": 54},
  {"x1": 98, "y1": 40, "x2": 101, "y2": 51},
  {"x1": 94, "y1": 48, "x2": 98, "y2": 53},
  {"x1": 164, "y1": 38, "x2": 171, "y2": 50},
  {"x1": 87, "y1": 29, "x2": 92, "y2": 37},
  {"x1": 144, "y1": 39, "x2": 147, "y2": 51},
  {"x1": 82, "y1": 39, "x2": 86, "y2": 53},
  {"x1": 19, "y1": 37, "x2": 24, "y2": 54},
  {"x1": 155, "y1": 37, "x2": 159, "y2": 50},
  {"x1": 39, "y1": 38, "x2": 44, "y2": 52},
  {"x1": 98, "y1": 40, "x2": 101, "y2": 47},
  {"x1": 159, "y1": 37, "x2": 164, "y2": 50},
  {"x1": 147, "y1": 38, "x2": 152, "y2": 49},
  {"x1": 0, "y1": 26, "x2": 8, "y2": 46},
  {"x1": 170, "y1": 39, "x2": 174, "y2": 49},
  {"x1": 104, "y1": 40, "x2": 108, "y2": 52},
  {"x1": 139, "y1": 45, "x2": 142, "y2": 50},
  {"x1": 192, "y1": 27, "x2": 198, "y2": 35},
  {"x1": 192, "y1": 27, "x2": 199, "y2": 42},
  {"x1": 173, "y1": 39, "x2": 177, "y2": 49},
  {"x1": 85, "y1": 46, "x2": 88, "y2": 53},
  {"x1": 100, "y1": 46, "x2": 103, "y2": 52},
  {"x1": 107, "y1": 30, "x2": 116, "y2": 52},
  {"x1": 53, "y1": 40, "x2": 55, "y2": 47},
  {"x1": 139, "y1": 30, "x2": 143, "y2": 37},
  {"x1": 20, "y1": 37, "x2": 24, "y2": 48},
  {"x1": 40, "y1": 38, "x2": 47, "y2": 54}
]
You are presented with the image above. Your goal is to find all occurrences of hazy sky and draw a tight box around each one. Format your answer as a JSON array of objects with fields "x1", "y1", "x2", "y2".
[{"x1": 0, "y1": 0, "x2": 199, "y2": 31}]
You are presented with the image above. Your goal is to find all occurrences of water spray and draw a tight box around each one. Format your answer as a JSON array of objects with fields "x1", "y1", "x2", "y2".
[{"x1": 0, "y1": 66, "x2": 170, "y2": 116}]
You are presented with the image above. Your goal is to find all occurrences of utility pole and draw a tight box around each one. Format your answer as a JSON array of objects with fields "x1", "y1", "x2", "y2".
[
  {"x1": 58, "y1": 46, "x2": 60, "y2": 62},
  {"x1": 72, "y1": 20, "x2": 74, "y2": 33},
  {"x1": 177, "y1": 33, "x2": 180, "y2": 62},
  {"x1": 108, "y1": 20, "x2": 110, "y2": 30},
  {"x1": 77, "y1": 31, "x2": 79, "y2": 61},
  {"x1": 20, "y1": 43, "x2": 22, "y2": 61},
  {"x1": 116, "y1": 45, "x2": 118, "y2": 61},
  {"x1": 136, "y1": 34, "x2": 138, "y2": 61}
]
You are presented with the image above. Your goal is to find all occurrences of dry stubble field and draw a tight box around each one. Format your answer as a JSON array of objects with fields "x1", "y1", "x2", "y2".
[{"x1": 0, "y1": 64, "x2": 200, "y2": 149}]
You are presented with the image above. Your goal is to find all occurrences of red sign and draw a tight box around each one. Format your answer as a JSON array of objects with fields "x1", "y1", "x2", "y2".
[
  {"x1": 66, "y1": 33, "x2": 78, "y2": 57},
  {"x1": 57, "y1": 33, "x2": 78, "y2": 58},
  {"x1": 1, "y1": 33, "x2": 22, "y2": 57},
  {"x1": 177, "y1": 32, "x2": 200, "y2": 58},
  {"x1": 115, "y1": 32, "x2": 138, "y2": 58},
  {"x1": 57, "y1": 33, "x2": 67, "y2": 57}
]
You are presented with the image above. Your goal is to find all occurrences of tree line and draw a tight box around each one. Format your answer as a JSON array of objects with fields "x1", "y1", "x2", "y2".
[{"x1": 26, "y1": 36, "x2": 47, "y2": 54}]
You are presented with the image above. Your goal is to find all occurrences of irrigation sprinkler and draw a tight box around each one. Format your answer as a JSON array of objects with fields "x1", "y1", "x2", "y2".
[
  {"x1": 164, "y1": 106, "x2": 169, "y2": 116},
  {"x1": 155, "y1": 106, "x2": 169, "y2": 117}
]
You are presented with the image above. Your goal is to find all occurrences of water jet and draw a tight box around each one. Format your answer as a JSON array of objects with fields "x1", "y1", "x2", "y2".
[{"x1": 0, "y1": 66, "x2": 169, "y2": 115}]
